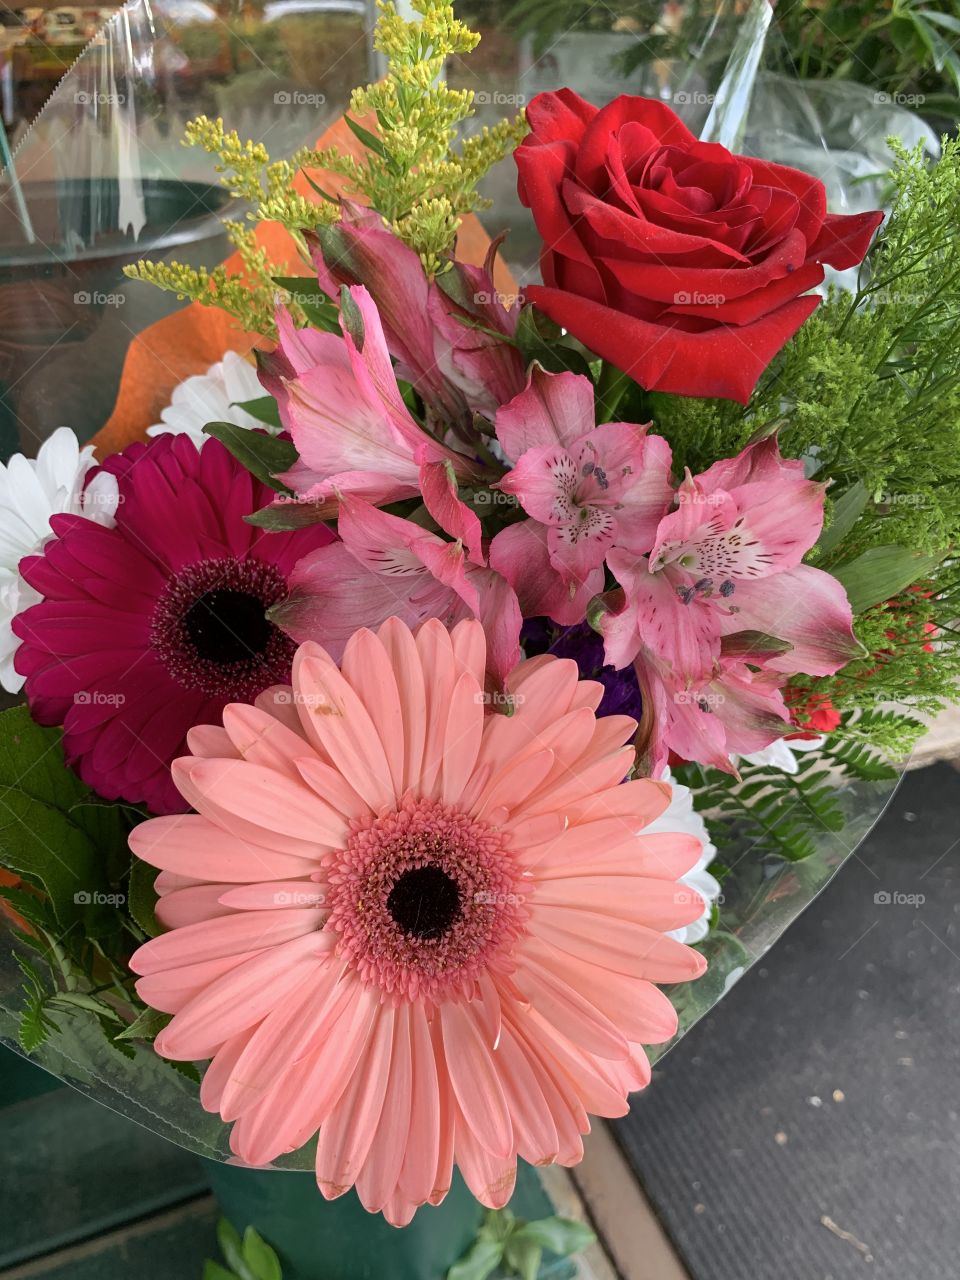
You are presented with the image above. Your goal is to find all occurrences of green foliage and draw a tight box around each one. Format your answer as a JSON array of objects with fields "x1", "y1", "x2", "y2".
[
  {"x1": 791, "y1": 585, "x2": 960, "y2": 722},
  {"x1": 448, "y1": 1208, "x2": 594, "y2": 1280},
  {"x1": 487, "y1": 0, "x2": 960, "y2": 124},
  {"x1": 201, "y1": 422, "x2": 298, "y2": 494},
  {"x1": 0, "y1": 707, "x2": 155, "y2": 1053},
  {"x1": 674, "y1": 710, "x2": 912, "y2": 865},
  {"x1": 306, "y1": 0, "x2": 527, "y2": 275},
  {"x1": 204, "y1": 1220, "x2": 284, "y2": 1280}
]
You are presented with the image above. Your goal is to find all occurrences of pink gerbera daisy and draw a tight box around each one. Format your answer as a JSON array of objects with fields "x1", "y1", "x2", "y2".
[
  {"x1": 13, "y1": 435, "x2": 333, "y2": 814},
  {"x1": 129, "y1": 617, "x2": 707, "y2": 1225}
]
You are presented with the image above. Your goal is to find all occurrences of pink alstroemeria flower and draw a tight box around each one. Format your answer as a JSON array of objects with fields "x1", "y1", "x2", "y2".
[
  {"x1": 601, "y1": 435, "x2": 861, "y2": 772},
  {"x1": 271, "y1": 493, "x2": 522, "y2": 686},
  {"x1": 260, "y1": 285, "x2": 479, "y2": 508},
  {"x1": 310, "y1": 202, "x2": 526, "y2": 429},
  {"x1": 490, "y1": 366, "x2": 673, "y2": 609}
]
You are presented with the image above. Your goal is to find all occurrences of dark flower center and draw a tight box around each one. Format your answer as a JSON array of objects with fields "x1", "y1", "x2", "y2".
[
  {"x1": 387, "y1": 865, "x2": 463, "y2": 940},
  {"x1": 151, "y1": 557, "x2": 296, "y2": 699},
  {"x1": 183, "y1": 588, "x2": 274, "y2": 665}
]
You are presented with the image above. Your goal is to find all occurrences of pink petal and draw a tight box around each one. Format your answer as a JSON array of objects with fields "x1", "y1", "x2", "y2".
[
  {"x1": 129, "y1": 815, "x2": 320, "y2": 883},
  {"x1": 293, "y1": 642, "x2": 396, "y2": 810},
  {"x1": 315, "y1": 1004, "x2": 396, "y2": 1199},
  {"x1": 440, "y1": 1000, "x2": 513, "y2": 1159},
  {"x1": 494, "y1": 365, "x2": 595, "y2": 460}
]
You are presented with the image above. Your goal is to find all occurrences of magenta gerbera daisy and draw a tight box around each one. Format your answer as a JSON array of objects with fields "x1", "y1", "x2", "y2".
[{"x1": 13, "y1": 434, "x2": 333, "y2": 814}]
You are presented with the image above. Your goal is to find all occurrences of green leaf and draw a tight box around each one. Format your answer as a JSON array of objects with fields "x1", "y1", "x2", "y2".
[
  {"x1": 271, "y1": 278, "x2": 340, "y2": 332},
  {"x1": 339, "y1": 285, "x2": 365, "y2": 349},
  {"x1": 217, "y1": 1219, "x2": 252, "y2": 1278},
  {"x1": 720, "y1": 631, "x2": 794, "y2": 660},
  {"x1": 128, "y1": 856, "x2": 162, "y2": 939},
  {"x1": 245, "y1": 500, "x2": 331, "y2": 531},
  {"x1": 203, "y1": 1264, "x2": 241, "y2": 1280},
  {"x1": 447, "y1": 1236, "x2": 503, "y2": 1280},
  {"x1": 832, "y1": 546, "x2": 943, "y2": 613},
  {"x1": 14, "y1": 954, "x2": 59, "y2": 1052},
  {"x1": 232, "y1": 396, "x2": 282, "y2": 430},
  {"x1": 202, "y1": 423, "x2": 298, "y2": 494},
  {"x1": 242, "y1": 1227, "x2": 283, "y2": 1280},
  {"x1": 503, "y1": 1236, "x2": 542, "y2": 1280},
  {"x1": 513, "y1": 1216, "x2": 596, "y2": 1256},
  {"x1": 817, "y1": 480, "x2": 868, "y2": 556},
  {"x1": 515, "y1": 306, "x2": 593, "y2": 378},
  {"x1": 301, "y1": 169, "x2": 338, "y2": 203},
  {"x1": 116, "y1": 1005, "x2": 171, "y2": 1042},
  {"x1": 344, "y1": 114, "x2": 388, "y2": 159},
  {"x1": 0, "y1": 706, "x2": 128, "y2": 928}
]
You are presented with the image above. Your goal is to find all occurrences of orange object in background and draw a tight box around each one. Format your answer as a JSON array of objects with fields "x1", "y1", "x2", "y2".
[{"x1": 93, "y1": 113, "x2": 519, "y2": 458}]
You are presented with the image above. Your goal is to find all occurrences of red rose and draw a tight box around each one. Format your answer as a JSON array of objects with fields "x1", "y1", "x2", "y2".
[{"x1": 515, "y1": 90, "x2": 883, "y2": 403}]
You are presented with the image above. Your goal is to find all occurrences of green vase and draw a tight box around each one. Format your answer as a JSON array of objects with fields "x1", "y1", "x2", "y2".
[{"x1": 202, "y1": 1159, "x2": 574, "y2": 1280}]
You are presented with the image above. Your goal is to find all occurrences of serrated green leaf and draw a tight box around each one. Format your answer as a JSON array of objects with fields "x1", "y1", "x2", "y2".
[
  {"x1": 116, "y1": 1005, "x2": 171, "y2": 1042},
  {"x1": 53, "y1": 991, "x2": 123, "y2": 1021},
  {"x1": 128, "y1": 857, "x2": 162, "y2": 939},
  {"x1": 202, "y1": 423, "x2": 298, "y2": 494},
  {"x1": 832, "y1": 546, "x2": 943, "y2": 613},
  {"x1": 242, "y1": 1226, "x2": 283, "y2": 1280}
]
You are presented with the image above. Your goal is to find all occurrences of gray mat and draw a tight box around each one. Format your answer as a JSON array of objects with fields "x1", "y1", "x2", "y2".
[{"x1": 615, "y1": 761, "x2": 960, "y2": 1280}]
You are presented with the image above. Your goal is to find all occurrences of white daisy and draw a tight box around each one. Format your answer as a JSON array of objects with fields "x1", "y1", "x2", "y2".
[
  {"x1": 146, "y1": 352, "x2": 266, "y2": 447},
  {"x1": 649, "y1": 768, "x2": 721, "y2": 945},
  {"x1": 0, "y1": 428, "x2": 118, "y2": 693}
]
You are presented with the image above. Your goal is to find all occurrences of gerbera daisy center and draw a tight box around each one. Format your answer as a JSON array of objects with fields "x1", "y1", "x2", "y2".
[
  {"x1": 326, "y1": 796, "x2": 527, "y2": 1002},
  {"x1": 151, "y1": 557, "x2": 296, "y2": 699},
  {"x1": 387, "y1": 865, "x2": 463, "y2": 940}
]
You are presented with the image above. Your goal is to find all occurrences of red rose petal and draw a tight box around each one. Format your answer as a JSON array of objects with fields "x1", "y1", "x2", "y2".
[{"x1": 525, "y1": 285, "x2": 821, "y2": 403}]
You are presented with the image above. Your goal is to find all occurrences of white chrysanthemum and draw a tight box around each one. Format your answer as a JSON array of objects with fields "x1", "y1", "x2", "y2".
[
  {"x1": 0, "y1": 428, "x2": 118, "y2": 692},
  {"x1": 147, "y1": 352, "x2": 265, "y2": 447},
  {"x1": 740, "y1": 735, "x2": 827, "y2": 774},
  {"x1": 649, "y1": 768, "x2": 720, "y2": 944}
]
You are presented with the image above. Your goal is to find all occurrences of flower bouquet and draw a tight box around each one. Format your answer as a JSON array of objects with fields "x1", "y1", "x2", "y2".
[{"x1": 1, "y1": 0, "x2": 959, "y2": 1274}]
